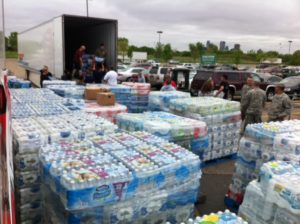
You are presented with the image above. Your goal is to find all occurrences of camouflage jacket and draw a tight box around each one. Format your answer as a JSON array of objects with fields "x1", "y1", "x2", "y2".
[
  {"x1": 240, "y1": 84, "x2": 252, "y2": 108},
  {"x1": 268, "y1": 93, "x2": 292, "y2": 120},
  {"x1": 241, "y1": 87, "x2": 266, "y2": 115}
]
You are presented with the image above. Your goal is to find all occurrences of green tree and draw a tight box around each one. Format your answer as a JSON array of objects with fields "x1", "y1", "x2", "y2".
[
  {"x1": 206, "y1": 43, "x2": 218, "y2": 54},
  {"x1": 233, "y1": 50, "x2": 243, "y2": 65},
  {"x1": 162, "y1": 43, "x2": 173, "y2": 61},
  {"x1": 189, "y1": 43, "x2": 199, "y2": 62},
  {"x1": 289, "y1": 50, "x2": 300, "y2": 65},
  {"x1": 118, "y1": 37, "x2": 129, "y2": 62},
  {"x1": 196, "y1": 42, "x2": 205, "y2": 55},
  {"x1": 7, "y1": 32, "x2": 18, "y2": 51}
]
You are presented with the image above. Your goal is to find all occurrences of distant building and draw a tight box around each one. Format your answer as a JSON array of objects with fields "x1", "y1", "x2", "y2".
[
  {"x1": 234, "y1": 44, "x2": 241, "y2": 51},
  {"x1": 206, "y1": 40, "x2": 210, "y2": 48},
  {"x1": 220, "y1": 41, "x2": 226, "y2": 51}
]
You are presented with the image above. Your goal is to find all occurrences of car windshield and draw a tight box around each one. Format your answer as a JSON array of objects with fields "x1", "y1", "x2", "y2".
[{"x1": 280, "y1": 77, "x2": 300, "y2": 84}]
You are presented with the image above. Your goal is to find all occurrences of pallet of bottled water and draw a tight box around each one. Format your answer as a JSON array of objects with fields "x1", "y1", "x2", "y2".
[
  {"x1": 44, "y1": 183, "x2": 195, "y2": 224},
  {"x1": 177, "y1": 210, "x2": 248, "y2": 224},
  {"x1": 239, "y1": 161, "x2": 300, "y2": 224},
  {"x1": 148, "y1": 91, "x2": 191, "y2": 112},
  {"x1": 169, "y1": 97, "x2": 241, "y2": 162},
  {"x1": 226, "y1": 120, "x2": 300, "y2": 209},
  {"x1": 40, "y1": 132, "x2": 201, "y2": 223},
  {"x1": 85, "y1": 102, "x2": 127, "y2": 123},
  {"x1": 42, "y1": 80, "x2": 76, "y2": 88},
  {"x1": 12, "y1": 112, "x2": 117, "y2": 223},
  {"x1": 123, "y1": 82, "x2": 151, "y2": 113},
  {"x1": 116, "y1": 112, "x2": 209, "y2": 155},
  {"x1": 93, "y1": 84, "x2": 132, "y2": 107},
  {"x1": 8, "y1": 78, "x2": 31, "y2": 88},
  {"x1": 10, "y1": 88, "x2": 63, "y2": 103},
  {"x1": 46, "y1": 85, "x2": 85, "y2": 99}
]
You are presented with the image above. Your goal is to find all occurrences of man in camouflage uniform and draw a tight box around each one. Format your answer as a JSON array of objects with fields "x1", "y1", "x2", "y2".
[
  {"x1": 241, "y1": 81, "x2": 266, "y2": 135},
  {"x1": 240, "y1": 77, "x2": 254, "y2": 120},
  {"x1": 268, "y1": 83, "x2": 292, "y2": 122}
]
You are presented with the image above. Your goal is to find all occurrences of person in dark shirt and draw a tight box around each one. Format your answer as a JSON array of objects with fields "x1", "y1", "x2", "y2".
[
  {"x1": 215, "y1": 74, "x2": 229, "y2": 99},
  {"x1": 72, "y1": 45, "x2": 86, "y2": 79},
  {"x1": 93, "y1": 43, "x2": 107, "y2": 83},
  {"x1": 40, "y1": 65, "x2": 52, "y2": 88}
]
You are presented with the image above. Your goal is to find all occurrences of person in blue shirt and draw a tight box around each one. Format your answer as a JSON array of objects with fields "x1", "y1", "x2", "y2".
[{"x1": 160, "y1": 76, "x2": 176, "y2": 91}]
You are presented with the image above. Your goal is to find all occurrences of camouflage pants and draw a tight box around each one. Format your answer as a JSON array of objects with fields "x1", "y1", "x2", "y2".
[{"x1": 240, "y1": 114, "x2": 262, "y2": 136}]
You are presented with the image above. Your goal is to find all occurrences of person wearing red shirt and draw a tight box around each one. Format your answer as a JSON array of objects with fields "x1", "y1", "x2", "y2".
[{"x1": 163, "y1": 74, "x2": 177, "y2": 89}]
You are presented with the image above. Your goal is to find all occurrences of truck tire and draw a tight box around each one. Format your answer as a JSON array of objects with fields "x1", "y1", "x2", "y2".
[{"x1": 267, "y1": 89, "x2": 275, "y2": 101}]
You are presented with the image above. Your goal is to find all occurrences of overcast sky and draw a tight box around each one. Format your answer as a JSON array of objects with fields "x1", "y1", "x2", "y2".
[{"x1": 5, "y1": 0, "x2": 300, "y2": 53}]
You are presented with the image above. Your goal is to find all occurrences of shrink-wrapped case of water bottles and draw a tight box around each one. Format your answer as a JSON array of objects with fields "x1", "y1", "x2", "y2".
[
  {"x1": 116, "y1": 111, "x2": 209, "y2": 155},
  {"x1": 239, "y1": 161, "x2": 300, "y2": 224},
  {"x1": 40, "y1": 131, "x2": 201, "y2": 223},
  {"x1": 91, "y1": 83, "x2": 151, "y2": 113},
  {"x1": 148, "y1": 91, "x2": 191, "y2": 112},
  {"x1": 122, "y1": 82, "x2": 151, "y2": 113},
  {"x1": 11, "y1": 89, "x2": 74, "y2": 118},
  {"x1": 226, "y1": 120, "x2": 300, "y2": 209},
  {"x1": 169, "y1": 97, "x2": 241, "y2": 161},
  {"x1": 46, "y1": 85, "x2": 85, "y2": 99},
  {"x1": 180, "y1": 210, "x2": 248, "y2": 224},
  {"x1": 85, "y1": 102, "x2": 127, "y2": 123},
  {"x1": 12, "y1": 112, "x2": 117, "y2": 224}
]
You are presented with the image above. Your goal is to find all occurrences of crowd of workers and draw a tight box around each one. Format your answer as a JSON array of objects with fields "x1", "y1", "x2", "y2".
[{"x1": 39, "y1": 45, "x2": 293, "y2": 132}]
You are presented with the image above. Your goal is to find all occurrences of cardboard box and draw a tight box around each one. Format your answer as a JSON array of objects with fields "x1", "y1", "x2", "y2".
[
  {"x1": 85, "y1": 87, "x2": 101, "y2": 100},
  {"x1": 97, "y1": 92, "x2": 115, "y2": 106}
]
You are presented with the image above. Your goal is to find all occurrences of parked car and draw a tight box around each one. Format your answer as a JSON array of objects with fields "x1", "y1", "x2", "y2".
[
  {"x1": 148, "y1": 66, "x2": 171, "y2": 88},
  {"x1": 190, "y1": 70, "x2": 276, "y2": 100},
  {"x1": 147, "y1": 60, "x2": 160, "y2": 67},
  {"x1": 117, "y1": 64, "x2": 127, "y2": 73},
  {"x1": 117, "y1": 67, "x2": 148, "y2": 82},
  {"x1": 280, "y1": 76, "x2": 300, "y2": 99}
]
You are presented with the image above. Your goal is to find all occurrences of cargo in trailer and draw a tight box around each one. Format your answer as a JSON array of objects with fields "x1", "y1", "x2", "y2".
[{"x1": 18, "y1": 14, "x2": 117, "y2": 86}]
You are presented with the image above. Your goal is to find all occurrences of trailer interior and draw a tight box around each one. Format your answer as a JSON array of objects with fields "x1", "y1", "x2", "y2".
[{"x1": 63, "y1": 15, "x2": 117, "y2": 73}]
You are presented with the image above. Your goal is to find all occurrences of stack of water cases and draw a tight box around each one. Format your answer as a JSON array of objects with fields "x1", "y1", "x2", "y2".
[
  {"x1": 12, "y1": 113, "x2": 117, "y2": 223},
  {"x1": 227, "y1": 120, "x2": 300, "y2": 208},
  {"x1": 46, "y1": 85, "x2": 85, "y2": 99},
  {"x1": 85, "y1": 102, "x2": 127, "y2": 123},
  {"x1": 42, "y1": 80, "x2": 76, "y2": 88},
  {"x1": 239, "y1": 161, "x2": 300, "y2": 224},
  {"x1": 179, "y1": 210, "x2": 248, "y2": 224},
  {"x1": 8, "y1": 78, "x2": 31, "y2": 88},
  {"x1": 10, "y1": 89, "x2": 71, "y2": 118},
  {"x1": 122, "y1": 82, "x2": 151, "y2": 113},
  {"x1": 148, "y1": 91, "x2": 191, "y2": 112},
  {"x1": 41, "y1": 131, "x2": 201, "y2": 224},
  {"x1": 117, "y1": 112, "x2": 209, "y2": 155},
  {"x1": 97, "y1": 84, "x2": 132, "y2": 108},
  {"x1": 13, "y1": 118, "x2": 47, "y2": 223},
  {"x1": 169, "y1": 97, "x2": 241, "y2": 161}
]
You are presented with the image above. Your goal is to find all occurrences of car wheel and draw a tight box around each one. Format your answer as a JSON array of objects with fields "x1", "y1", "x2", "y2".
[{"x1": 267, "y1": 89, "x2": 275, "y2": 101}]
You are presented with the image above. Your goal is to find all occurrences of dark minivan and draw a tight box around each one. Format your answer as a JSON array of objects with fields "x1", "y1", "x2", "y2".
[{"x1": 190, "y1": 70, "x2": 264, "y2": 99}]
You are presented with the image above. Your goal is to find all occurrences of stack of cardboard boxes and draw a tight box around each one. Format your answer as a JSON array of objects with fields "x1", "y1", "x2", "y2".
[{"x1": 85, "y1": 86, "x2": 115, "y2": 106}]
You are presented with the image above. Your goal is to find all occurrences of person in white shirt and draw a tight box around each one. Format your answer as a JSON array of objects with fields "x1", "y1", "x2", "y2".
[{"x1": 103, "y1": 68, "x2": 118, "y2": 86}]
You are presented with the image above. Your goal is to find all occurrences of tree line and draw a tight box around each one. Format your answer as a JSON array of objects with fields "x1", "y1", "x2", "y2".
[{"x1": 118, "y1": 37, "x2": 300, "y2": 65}]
